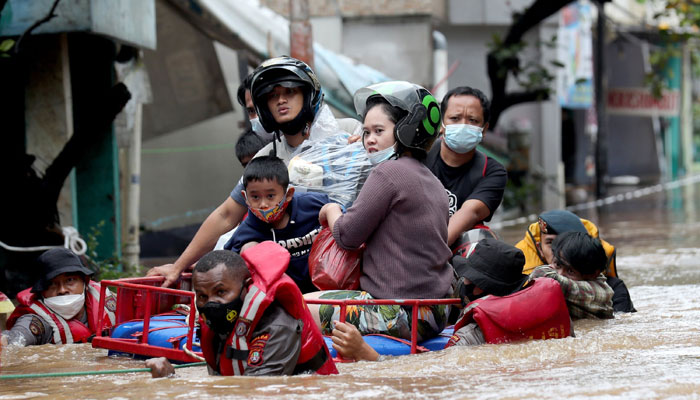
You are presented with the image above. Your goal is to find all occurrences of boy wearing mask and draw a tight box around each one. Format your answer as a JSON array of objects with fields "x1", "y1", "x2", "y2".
[{"x1": 224, "y1": 156, "x2": 329, "y2": 293}]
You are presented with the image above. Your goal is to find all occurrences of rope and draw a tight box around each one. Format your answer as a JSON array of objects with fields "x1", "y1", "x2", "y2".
[
  {"x1": 490, "y1": 173, "x2": 700, "y2": 230},
  {"x1": 0, "y1": 226, "x2": 87, "y2": 255},
  {"x1": 0, "y1": 361, "x2": 206, "y2": 380},
  {"x1": 183, "y1": 344, "x2": 206, "y2": 361}
]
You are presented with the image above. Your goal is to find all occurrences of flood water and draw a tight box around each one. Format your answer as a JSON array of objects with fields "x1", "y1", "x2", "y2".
[{"x1": 2, "y1": 179, "x2": 700, "y2": 399}]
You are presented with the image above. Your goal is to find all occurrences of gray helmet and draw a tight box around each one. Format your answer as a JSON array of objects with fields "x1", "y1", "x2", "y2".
[{"x1": 354, "y1": 81, "x2": 441, "y2": 155}]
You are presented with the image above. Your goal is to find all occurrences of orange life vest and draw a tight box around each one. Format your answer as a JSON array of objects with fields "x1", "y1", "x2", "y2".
[
  {"x1": 446, "y1": 278, "x2": 571, "y2": 346},
  {"x1": 200, "y1": 241, "x2": 337, "y2": 376},
  {"x1": 7, "y1": 281, "x2": 116, "y2": 344}
]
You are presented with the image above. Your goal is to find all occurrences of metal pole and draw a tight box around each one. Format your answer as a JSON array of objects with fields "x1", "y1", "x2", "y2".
[
  {"x1": 289, "y1": 0, "x2": 314, "y2": 68},
  {"x1": 594, "y1": 1, "x2": 608, "y2": 198},
  {"x1": 123, "y1": 103, "x2": 142, "y2": 271},
  {"x1": 237, "y1": 50, "x2": 252, "y2": 129}
]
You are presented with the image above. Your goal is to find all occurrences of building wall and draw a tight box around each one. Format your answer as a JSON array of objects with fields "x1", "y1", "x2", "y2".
[
  {"x1": 139, "y1": 40, "x2": 246, "y2": 231},
  {"x1": 1, "y1": 0, "x2": 156, "y2": 49},
  {"x1": 442, "y1": 0, "x2": 565, "y2": 210},
  {"x1": 605, "y1": 37, "x2": 662, "y2": 181},
  {"x1": 24, "y1": 35, "x2": 74, "y2": 227},
  {"x1": 342, "y1": 16, "x2": 433, "y2": 86},
  {"x1": 139, "y1": 111, "x2": 245, "y2": 231},
  {"x1": 261, "y1": 0, "x2": 439, "y2": 18}
]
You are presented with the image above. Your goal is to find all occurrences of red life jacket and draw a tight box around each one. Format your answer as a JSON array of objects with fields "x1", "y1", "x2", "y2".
[
  {"x1": 447, "y1": 278, "x2": 571, "y2": 346},
  {"x1": 6, "y1": 281, "x2": 116, "y2": 344},
  {"x1": 200, "y1": 241, "x2": 337, "y2": 376}
]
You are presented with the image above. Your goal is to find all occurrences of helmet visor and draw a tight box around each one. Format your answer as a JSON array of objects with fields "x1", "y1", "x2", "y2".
[{"x1": 255, "y1": 78, "x2": 305, "y2": 97}]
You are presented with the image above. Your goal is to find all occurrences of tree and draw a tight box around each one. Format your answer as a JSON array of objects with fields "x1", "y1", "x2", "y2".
[
  {"x1": 642, "y1": 0, "x2": 700, "y2": 97},
  {"x1": 487, "y1": 0, "x2": 577, "y2": 130},
  {"x1": 0, "y1": 0, "x2": 131, "y2": 296},
  {"x1": 488, "y1": 0, "x2": 700, "y2": 130}
]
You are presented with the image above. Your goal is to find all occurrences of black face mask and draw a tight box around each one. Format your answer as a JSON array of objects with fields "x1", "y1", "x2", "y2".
[
  {"x1": 459, "y1": 281, "x2": 487, "y2": 306},
  {"x1": 197, "y1": 296, "x2": 244, "y2": 336}
]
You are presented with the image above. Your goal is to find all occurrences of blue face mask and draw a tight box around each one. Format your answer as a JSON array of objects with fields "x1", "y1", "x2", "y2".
[
  {"x1": 367, "y1": 145, "x2": 396, "y2": 166},
  {"x1": 250, "y1": 117, "x2": 275, "y2": 142},
  {"x1": 443, "y1": 124, "x2": 483, "y2": 154}
]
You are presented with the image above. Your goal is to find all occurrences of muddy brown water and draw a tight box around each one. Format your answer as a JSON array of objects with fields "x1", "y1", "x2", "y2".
[{"x1": 2, "y1": 181, "x2": 700, "y2": 399}]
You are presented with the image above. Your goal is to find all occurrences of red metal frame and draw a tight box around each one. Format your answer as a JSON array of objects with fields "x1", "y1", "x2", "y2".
[
  {"x1": 92, "y1": 275, "x2": 460, "y2": 363},
  {"x1": 92, "y1": 276, "x2": 204, "y2": 363},
  {"x1": 305, "y1": 298, "x2": 460, "y2": 355}
]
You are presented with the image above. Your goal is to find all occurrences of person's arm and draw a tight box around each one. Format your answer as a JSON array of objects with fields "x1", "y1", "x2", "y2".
[
  {"x1": 331, "y1": 322, "x2": 379, "y2": 361},
  {"x1": 447, "y1": 158, "x2": 507, "y2": 245},
  {"x1": 1, "y1": 314, "x2": 54, "y2": 347},
  {"x1": 448, "y1": 322, "x2": 486, "y2": 347},
  {"x1": 528, "y1": 266, "x2": 614, "y2": 319},
  {"x1": 318, "y1": 203, "x2": 343, "y2": 231},
  {"x1": 447, "y1": 199, "x2": 491, "y2": 246},
  {"x1": 147, "y1": 196, "x2": 247, "y2": 287},
  {"x1": 146, "y1": 357, "x2": 175, "y2": 378}
]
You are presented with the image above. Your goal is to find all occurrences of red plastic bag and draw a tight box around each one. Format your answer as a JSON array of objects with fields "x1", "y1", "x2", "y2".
[{"x1": 308, "y1": 227, "x2": 362, "y2": 290}]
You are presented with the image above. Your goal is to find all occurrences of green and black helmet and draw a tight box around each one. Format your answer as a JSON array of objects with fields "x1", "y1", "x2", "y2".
[{"x1": 353, "y1": 81, "x2": 441, "y2": 156}]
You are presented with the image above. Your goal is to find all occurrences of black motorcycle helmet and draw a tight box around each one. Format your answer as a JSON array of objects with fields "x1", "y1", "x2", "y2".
[
  {"x1": 250, "y1": 56, "x2": 323, "y2": 136},
  {"x1": 354, "y1": 81, "x2": 440, "y2": 158}
]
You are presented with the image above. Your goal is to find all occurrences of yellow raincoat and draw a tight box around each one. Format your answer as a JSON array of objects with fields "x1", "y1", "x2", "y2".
[{"x1": 516, "y1": 218, "x2": 617, "y2": 277}]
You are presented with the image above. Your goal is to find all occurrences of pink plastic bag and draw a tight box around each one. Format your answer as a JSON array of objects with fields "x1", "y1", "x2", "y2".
[{"x1": 308, "y1": 228, "x2": 362, "y2": 290}]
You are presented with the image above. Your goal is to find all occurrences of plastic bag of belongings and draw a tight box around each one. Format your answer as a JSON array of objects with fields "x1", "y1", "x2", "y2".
[{"x1": 288, "y1": 134, "x2": 371, "y2": 208}]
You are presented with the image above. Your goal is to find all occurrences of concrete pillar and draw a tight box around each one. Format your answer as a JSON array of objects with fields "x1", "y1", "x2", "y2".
[
  {"x1": 536, "y1": 24, "x2": 565, "y2": 210},
  {"x1": 68, "y1": 33, "x2": 121, "y2": 261},
  {"x1": 681, "y1": 43, "x2": 693, "y2": 176},
  {"x1": 290, "y1": 0, "x2": 314, "y2": 68}
]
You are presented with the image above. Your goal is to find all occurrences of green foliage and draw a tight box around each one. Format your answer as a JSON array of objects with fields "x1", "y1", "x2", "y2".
[
  {"x1": 503, "y1": 178, "x2": 538, "y2": 213},
  {"x1": 0, "y1": 39, "x2": 14, "y2": 57},
  {"x1": 488, "y1": 30, "x2": 562, "y2": 95},
  {"x1": 642, "y1": 0, "x2": 700, "y2": 97},
  {"x1": 84, "y1": 220, "x2": 140, "y2": 280}
]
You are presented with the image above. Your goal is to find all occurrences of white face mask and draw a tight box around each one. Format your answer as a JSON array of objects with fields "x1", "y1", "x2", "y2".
[
  {"x1": 43, "y1": 293, "x2": 85, "y2": 320},
  {"x1": 250, "y1": 117, "x2": 275, "y2": 142},
  {"x1": 443, "y1": 123, "x2": 483, "y2": 154},
  {"x1": 367, "y1": 144, "x2": 396, "y2": 166}
]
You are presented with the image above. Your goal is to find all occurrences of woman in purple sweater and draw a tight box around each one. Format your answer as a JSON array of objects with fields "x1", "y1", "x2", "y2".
[{"x1": 307, "y1": 81, "x2": 454, "y2": 342}]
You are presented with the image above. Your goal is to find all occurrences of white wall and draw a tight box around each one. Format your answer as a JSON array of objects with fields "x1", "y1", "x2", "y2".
[
  {"x1": 342, "y1": 16, "x2": 433, "y2": 86},
  {"x1": 139, "y1": 44, "x2": 247, "y2": 231}
]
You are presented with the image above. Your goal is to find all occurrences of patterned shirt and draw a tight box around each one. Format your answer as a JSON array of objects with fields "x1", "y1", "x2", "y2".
[{"x1": 528, "y1": 266, "x2": 614, "y2": 320}]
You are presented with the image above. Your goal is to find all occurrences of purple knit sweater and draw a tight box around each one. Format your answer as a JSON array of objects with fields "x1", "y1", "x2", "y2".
[{"x1": 332, "y1": 156, "x2": 453, "y2": 299}]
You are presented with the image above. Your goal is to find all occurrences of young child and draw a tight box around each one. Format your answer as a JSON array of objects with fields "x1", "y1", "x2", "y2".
[
  {"x1": 527, "y1": 231, "x2": 614, "y2": 319},
  {"x1": 235, "y1": 129, "x2": 268, "y2": 168},
  {"x1": 224, "y1": 156, "x2": 329, "y2": 293}
]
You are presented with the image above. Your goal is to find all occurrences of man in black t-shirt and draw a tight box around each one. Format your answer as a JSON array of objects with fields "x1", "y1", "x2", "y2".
[{"x1": 425, "y1": 87, "x2": 507, "y2": 246}]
